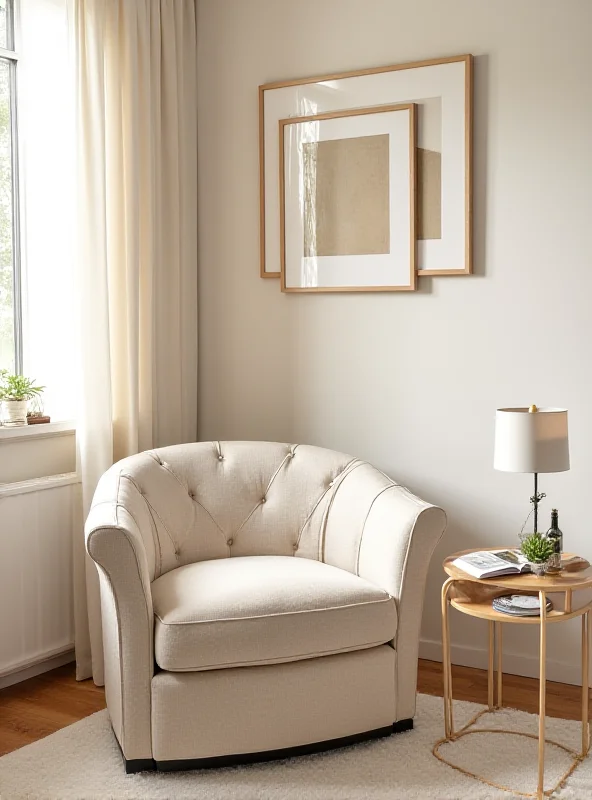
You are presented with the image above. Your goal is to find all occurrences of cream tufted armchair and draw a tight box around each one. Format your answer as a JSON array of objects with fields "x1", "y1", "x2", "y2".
[{"x1": 85, "y1": 441, "x2": 446, "y2": 772}]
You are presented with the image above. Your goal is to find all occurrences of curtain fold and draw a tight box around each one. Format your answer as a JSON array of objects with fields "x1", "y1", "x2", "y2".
[{"x1": 70, "y1": 0, "x2": 198, "y2": 683}]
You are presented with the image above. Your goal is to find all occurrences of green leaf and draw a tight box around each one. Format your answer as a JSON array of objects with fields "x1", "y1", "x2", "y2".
[
  {"x1": 0, "y1": 372, "x2": 45, "y2": 401},
  {"x1": 520, "y1": 532, "x2": 555, "y2": 564}
]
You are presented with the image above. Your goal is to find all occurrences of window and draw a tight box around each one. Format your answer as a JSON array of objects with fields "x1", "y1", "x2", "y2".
[{"x1": 0, "y1": 0, "x2": 19, "y2": 373}]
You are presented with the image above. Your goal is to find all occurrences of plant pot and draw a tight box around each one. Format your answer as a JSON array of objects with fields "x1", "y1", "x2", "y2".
[
  {"x1": 3, "y1": 399, "x2": 28, "y2": 427},
  {"x1": 528, "y1": 561, "x2": 548, "y2": 577}
]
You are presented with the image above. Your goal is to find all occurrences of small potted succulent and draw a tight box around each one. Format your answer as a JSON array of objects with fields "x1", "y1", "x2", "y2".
[
  {"x1": 0, "y1": 371, "x2": 45, "y2": 427},
  {"x1": 520, "y1": 532, "x2": 555, "y2": 576}
]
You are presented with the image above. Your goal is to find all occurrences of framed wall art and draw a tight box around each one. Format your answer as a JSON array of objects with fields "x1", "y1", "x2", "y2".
[
  {"x1": 280, "y1": 103, "x2": 416, "y2": 293},
  {"x1": 259, "y1": 53, "x2": 473, "y2": 279}
]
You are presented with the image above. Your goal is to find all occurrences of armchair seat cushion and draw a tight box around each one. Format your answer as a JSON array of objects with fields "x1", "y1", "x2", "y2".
[{"x1": 151, "y1": 555, "x2": 397, "y2": 672}]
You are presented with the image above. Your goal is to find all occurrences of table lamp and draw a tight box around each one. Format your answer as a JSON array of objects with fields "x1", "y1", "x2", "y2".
[{"x1": 494, "y1": 405, "x2": 570, "y2": 533}]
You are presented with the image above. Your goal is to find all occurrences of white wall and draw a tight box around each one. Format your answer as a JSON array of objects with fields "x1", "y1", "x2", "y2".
[{"x1": 197, "y1": 0, "x2": 592, "y2": 684}]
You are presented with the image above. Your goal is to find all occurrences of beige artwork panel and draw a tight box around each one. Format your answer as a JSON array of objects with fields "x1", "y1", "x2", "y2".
[
  {"x1": 303, "y1": 134, "x2": 390, "y2": 258},
  {"x1": 418, "y1": 148, "x2": 442, "y2": 240}
]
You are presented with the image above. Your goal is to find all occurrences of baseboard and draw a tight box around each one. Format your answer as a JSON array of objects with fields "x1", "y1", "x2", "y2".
[
  {"x1": 0, "y1": 648, "x2": 75, "y2": 689},
  {"x1": 1, "y1": 639, "x2": 584, "y2": 692},
  {"x1": 419, "y1": 638, "x2": 589, "y2": 687}
]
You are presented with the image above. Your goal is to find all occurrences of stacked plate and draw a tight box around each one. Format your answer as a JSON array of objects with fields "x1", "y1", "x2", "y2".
[{"x1": 493, "y1": 594, "x2": 553, "y2": 617}]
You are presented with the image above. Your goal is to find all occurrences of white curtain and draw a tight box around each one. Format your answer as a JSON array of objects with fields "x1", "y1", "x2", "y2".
[{"x1": 19, "y1": 0, "x2": 198, "y2": 684}]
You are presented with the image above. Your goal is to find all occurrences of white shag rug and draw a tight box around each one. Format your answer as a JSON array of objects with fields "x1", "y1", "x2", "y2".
[{"x1": 0, "y1": 694, "x2": 590, "y2": 799}]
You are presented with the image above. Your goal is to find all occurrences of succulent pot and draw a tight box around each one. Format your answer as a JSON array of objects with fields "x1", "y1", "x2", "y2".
[
  {"x1": 3, "y1": 399, "x2": 28, "y2": 427},
  {"x1": 528, "y1": 561, "x2": 549, "y2": 577}
]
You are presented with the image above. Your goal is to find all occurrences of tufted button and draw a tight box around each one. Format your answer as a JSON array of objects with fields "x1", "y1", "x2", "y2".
[
  {"x1": 261, "y1": 497, "x2": 266, "y2": 504},
  {"x1": 189, "y1": 490, "x2": 195, "y2": 499},
  {"x1": 227, "y1": 538, "x2": 233, "y2": 547},
  {"x1": 292, "y1": 542, "x2": 298, "y2": 550},
  {"x1": 328, "y1": 479, "x2": 334, "y2": 488},
  {"x1": 218, "y1": 455, "x2": 224, "y2": 461}
]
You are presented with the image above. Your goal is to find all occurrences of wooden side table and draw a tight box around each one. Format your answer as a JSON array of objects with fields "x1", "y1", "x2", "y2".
[{"x1": 438, "y1": 549, "x2": 592, "y2": 799}]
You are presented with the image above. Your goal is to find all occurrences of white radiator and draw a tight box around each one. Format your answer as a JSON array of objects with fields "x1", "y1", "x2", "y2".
[{"x1": 0, "y1": 475, "x2": 81, "y2": 684}]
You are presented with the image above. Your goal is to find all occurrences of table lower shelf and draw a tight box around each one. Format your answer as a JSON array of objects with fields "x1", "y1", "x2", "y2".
[{"x1": 450, "y1": 597, "x2": 588, "y2": 624}]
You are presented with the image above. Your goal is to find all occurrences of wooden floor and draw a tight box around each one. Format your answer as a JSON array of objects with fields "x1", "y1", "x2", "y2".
[
  {"x1": 0, "y1": 658, "x2": 588, "y2": 757},
  {"x1": 418, "y1": 658, "x2": 590, "y2": 721},
  {"x1": 0, "y1": 663, "x2": 106, "y2": 757}
]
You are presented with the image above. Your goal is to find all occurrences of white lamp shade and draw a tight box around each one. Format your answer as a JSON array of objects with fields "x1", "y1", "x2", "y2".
[{"x1": 494, "y1": 407, "x2": 570, "y2": 473}]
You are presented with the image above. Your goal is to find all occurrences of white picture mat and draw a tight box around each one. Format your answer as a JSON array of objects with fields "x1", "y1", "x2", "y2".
[
  {"x1": 283, "y1": 109, "x2": 412, "y2": 289},
  {"x1": 264, "y1": 60, "x2": 467, "y2": 274}
]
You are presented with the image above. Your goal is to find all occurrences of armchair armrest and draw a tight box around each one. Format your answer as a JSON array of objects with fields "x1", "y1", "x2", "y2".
[
  {"x1": 85, "y1": 495, "x2": 154, "y2": 761},
  {"x1": 323, "y1": 463, "x2": 447, "y2": 721}
]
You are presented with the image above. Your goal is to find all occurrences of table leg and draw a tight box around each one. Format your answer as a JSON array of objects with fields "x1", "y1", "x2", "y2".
[
  {"x1": 441, "y1": 578, "x2": 454, "y2": 739},
  {"x1": 582, "y1": 610, "x2": 590, "y2": 757},
  {"x1": 538, "y1": 590, "x2": 546, "y2": 800},
  {"x1": 496, "y1": 621, "x2": 503, "y2": 709},
  {"x1": 488, "y1": 621, "x2": 495, "y2": 710}
]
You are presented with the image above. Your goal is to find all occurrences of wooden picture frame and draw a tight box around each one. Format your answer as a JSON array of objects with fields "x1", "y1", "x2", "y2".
[
  {"x1": 259, "y1": 54, "x2": 473, "y2": 279},
  {"x1": 279, "y1": 103, "x2": 417, "y2": 293}
]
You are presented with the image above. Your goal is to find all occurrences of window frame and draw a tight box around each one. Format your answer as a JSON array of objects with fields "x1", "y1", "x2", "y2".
[{"x1": 0, "y1": 0, "x2": 21, "y2": 374}]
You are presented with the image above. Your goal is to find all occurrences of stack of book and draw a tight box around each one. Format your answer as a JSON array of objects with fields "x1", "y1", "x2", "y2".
[{"x1": 492, "y1": 594, "x2": 553, "y2": 617}]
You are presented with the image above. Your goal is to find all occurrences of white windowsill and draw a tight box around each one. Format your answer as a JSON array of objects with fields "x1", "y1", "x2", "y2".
[
  {"x1": 0, "y1": 419, "x2": 76, "y2": 442},
  {"x1": 0, "y1": 472, "x2": 80, "y2": 497}
]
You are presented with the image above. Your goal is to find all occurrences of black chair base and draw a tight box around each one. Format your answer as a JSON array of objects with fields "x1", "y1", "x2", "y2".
[{"x1": 123, "y1": 719, "x2": 414, "y2": 774}]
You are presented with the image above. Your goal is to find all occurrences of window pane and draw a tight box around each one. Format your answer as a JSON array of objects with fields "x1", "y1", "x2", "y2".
[
  {"x1": 0, "y1": 1, "x2": 11, "y2": 52},
  {"x1": 0, "y1": 58, "x2": 14, "y2": 372}
]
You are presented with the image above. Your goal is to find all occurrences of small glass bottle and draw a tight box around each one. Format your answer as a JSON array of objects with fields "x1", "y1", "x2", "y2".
[{"x1": 546, "y1": 509, "x2": 563, "y2": 570}]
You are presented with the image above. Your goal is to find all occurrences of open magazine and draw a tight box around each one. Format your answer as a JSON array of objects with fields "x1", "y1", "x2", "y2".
[{"x1": 452, "y1": 550, "x2": 531, "y2": 579}]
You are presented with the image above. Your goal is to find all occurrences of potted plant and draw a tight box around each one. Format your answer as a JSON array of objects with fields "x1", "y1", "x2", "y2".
[
  {"x1": 0, "y1": 371, "x2": 45, "y2": 427},
  {"x1": 520, "y1": 532, "x2": 555, "y2": 576}
]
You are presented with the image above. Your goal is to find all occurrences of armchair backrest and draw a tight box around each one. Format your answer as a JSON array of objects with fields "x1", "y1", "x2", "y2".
[{"x1": 91, "y1": 441, "x2": 366, "y2": 581}]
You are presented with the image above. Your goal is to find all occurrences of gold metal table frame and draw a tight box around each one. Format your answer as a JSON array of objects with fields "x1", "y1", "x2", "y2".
[{"x1": 435, "y1": 549, "x2": 592, "y2": 799}]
